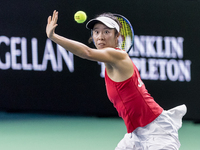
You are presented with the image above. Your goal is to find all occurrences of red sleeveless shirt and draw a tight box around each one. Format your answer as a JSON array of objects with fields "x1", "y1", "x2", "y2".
[{"x1": 105, "y1": 62, "x2": 163, "y2": 133}]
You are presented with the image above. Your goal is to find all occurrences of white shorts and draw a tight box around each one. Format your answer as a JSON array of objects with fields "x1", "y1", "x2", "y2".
[{"x1": 115, "y1": 104, "x2": 187, "y2": 150}]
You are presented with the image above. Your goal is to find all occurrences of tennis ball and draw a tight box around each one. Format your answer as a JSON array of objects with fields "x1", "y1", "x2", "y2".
[{"x1": 74, "y1": 11, "x2": 87, "y2": 23}]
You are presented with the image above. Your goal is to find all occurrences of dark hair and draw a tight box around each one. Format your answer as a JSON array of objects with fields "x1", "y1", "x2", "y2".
[{"x1": 88, "y1": 12, "x2": 121, "y2": 44}]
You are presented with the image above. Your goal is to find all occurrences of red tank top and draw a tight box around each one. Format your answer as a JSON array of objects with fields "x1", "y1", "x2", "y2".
[{"x1": 105, "y1": 62, "x2": 163, "y2": 133}]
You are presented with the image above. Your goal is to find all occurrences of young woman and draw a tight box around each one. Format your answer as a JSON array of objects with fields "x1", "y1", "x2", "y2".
[{"x1": 46, "y1": 10, "x2": 186, "y2": 150}]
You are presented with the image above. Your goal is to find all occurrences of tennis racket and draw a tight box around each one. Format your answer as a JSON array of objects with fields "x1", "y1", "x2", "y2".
[{"x1": 113, "y1": 14, "x2": 134, "y2": 53}]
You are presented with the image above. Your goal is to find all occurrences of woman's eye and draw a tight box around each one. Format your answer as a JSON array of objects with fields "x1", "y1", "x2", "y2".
[
  {"x1": 94, "y1": 31, "x2": 98, "y2": 34},
  {"x1": 105, "y1": 30, "x2": 109, "y2": 34}
]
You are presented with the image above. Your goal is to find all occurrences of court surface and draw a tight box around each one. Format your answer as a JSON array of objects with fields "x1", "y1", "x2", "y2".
[{"x1": 0, "y1": 112, "x2": 199, "y2": 150}]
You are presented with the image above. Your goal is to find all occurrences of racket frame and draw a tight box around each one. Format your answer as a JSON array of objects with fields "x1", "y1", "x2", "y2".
[{"x1": 113, "y1": 14, "x2": 134, "y2": 53}]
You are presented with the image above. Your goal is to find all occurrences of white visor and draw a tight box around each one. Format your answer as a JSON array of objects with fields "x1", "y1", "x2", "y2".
[{"x1": 86, "y1": 16, "x2": 120, "y2": 32}]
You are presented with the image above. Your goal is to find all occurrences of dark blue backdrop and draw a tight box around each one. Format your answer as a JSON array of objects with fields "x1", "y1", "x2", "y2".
[{"x1": 0, "y1": 0, "x2": 199, "y2": 120}]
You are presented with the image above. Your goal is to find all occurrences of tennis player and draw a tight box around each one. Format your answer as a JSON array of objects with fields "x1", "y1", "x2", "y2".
[{"x1": 46, "y1": 10, "x2": 187, "y2": 150}]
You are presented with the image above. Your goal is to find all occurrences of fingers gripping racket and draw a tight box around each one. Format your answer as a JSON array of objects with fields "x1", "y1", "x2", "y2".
[{"x1": 114, "y1": 14, "x2": 134, "y2": 53}]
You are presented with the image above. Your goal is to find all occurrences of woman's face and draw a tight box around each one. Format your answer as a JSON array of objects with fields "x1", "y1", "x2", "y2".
[{"x1": 92, "y1": 23, "x2": 119, "y2": 49}]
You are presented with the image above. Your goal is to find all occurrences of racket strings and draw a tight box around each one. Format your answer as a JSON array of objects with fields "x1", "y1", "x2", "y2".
[{"x1": 117, "y1": 17, "x2": 133, "y2": 51}]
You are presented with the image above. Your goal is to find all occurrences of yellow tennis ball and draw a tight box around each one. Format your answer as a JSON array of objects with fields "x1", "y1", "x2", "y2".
[{"x1": 74, "y1": 11, "x2": 87, "y2": 23}]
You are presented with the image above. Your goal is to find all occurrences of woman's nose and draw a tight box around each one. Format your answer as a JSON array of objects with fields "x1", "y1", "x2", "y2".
[{"x1": 98, "y1": 32, "x2": 104, "y2": 40}]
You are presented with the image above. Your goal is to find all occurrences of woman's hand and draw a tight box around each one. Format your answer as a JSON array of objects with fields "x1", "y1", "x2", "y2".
[{"x1": 46, "y1": 10, "x2": 58, "y2": 39}]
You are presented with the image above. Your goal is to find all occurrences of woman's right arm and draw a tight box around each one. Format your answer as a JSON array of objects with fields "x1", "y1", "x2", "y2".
[{"x1": 46, "y1": 10, "x2": 93, "y2": 59}]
